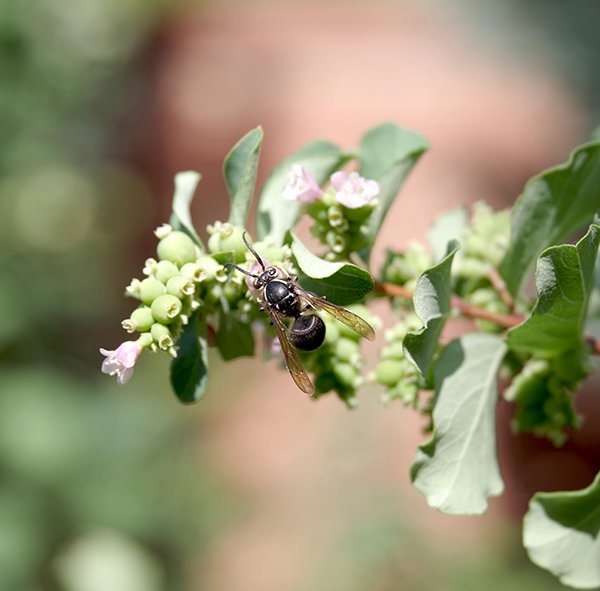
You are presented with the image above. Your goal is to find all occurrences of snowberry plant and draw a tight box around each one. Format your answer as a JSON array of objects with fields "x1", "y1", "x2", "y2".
[{"x1": 102, "y1": 124, "x2": 600, "y2": 588}]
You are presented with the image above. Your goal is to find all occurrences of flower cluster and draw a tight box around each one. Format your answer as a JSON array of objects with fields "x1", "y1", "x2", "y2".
[
  {"x1": 284, "y1": 165, "x2": 380, "y2": 261},
  {"x1": 371, "y1": 315, "x2": 427, "y2": 410},
  {"x1": 451, "y1": 202, "x2": 512, "y2": 331},
  {"x1": 303, "y1": 304, "x2": 380, "y2": 407},
  {"x1": 504, "y1": 355, "x2": 585, "y2": 446},
  {"x1": 380, "y1": 243, "x2": 433, "y2": 293},
  {"x1": 100, "y1": 226, "x2": 204, "y2": 382},
  {"x1": 100, "y1": 220, "x2": 296, "y2": 386}
]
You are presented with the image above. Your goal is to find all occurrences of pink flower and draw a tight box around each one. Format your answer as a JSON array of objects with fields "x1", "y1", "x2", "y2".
[
  {"x1": 99, "y1": 341, "x2": 142, "y2": 385},
  {"x1": 282, "y1": 164, "x2": 322, "y2": 203},
  {"x1": 330, "y1": 171, "x2": 380, "y2": 208}
]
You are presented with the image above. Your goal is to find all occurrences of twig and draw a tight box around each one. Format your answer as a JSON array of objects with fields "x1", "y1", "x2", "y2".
[
  {"x1": 488, "y1": 267, "x2": 514, "y2": 310},
  {"x1": 375, "y1": 281, "x2": 600, "y2": 353},
  {"x1": 375, "y1": 281, "x2": 523, "y2": 328}
]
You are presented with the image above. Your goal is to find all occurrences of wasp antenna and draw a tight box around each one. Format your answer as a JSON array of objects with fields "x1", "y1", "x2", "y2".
[
  {"x1": 224, "y1": 262, "x2": 258, "y2": 278},
  {"x1": 242, "y1": 231, "x2": 266, "y2": 270}
]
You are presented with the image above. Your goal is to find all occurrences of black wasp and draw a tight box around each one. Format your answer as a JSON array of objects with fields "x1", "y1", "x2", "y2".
[{"x1": 226, "y1": 233, "x2": 375, "y2": 395}]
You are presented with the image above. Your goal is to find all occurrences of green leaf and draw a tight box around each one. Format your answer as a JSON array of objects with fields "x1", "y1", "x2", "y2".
[
  {"x1": 500, "y1": 142, "x2": 600, "y2": 297},
  {"x1": 523, "y1": 470, "x2": 600, "y2": 589},
  {"x1": 257, "y1": 141, "x2": 349, "y2": 245},
  {"x1": 215, "y1": 312, "x2": 255, "y2": 361},
  {"x1": 224, "y1": 127, "x2": 263, "y2": 228},
  {"x1": 428, "y1": 207, "x2": 468, "y2": 262},
  {"x1": 411, "y1": 333, "x2": 507, "y2": 515},
  {"x1": 169, "y1": 171, "x2": 204, "y2": 248},
  {"x1": 170, "y1": 313, "x2": 209, "y2": 404},
  {"x1": 403, "y1": 240, "x2": 460, "y2": 380},
  {"x1": 290, "y1": 232, "x2": 373, "y2": 306},
  {"x1": 507, "y1": 224, "x2": 600, "y2": 358},
  {"x1": 358, "y1": 123, "x2": 429, "y2": 261}
]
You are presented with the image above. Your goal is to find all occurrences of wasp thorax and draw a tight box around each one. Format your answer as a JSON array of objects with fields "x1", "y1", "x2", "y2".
[{"x1": 289, "y1": 315, "x2": 326, "y2": 351}]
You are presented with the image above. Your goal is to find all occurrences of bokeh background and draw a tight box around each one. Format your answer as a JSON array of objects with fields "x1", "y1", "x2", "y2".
[{"x1": 1, "y1": 0, "x2": 599, "y2": 589}]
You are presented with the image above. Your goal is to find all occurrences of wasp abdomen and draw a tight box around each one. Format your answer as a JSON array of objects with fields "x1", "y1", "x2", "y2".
[{"x1": 289, "y1": 315, "x2": 326, "y2": 351}]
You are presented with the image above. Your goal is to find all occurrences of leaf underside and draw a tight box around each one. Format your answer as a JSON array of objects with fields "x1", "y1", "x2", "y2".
[
  {"x1": 224, "y1": 127, "x2": 264, "y2": 228},
  {"x1": 403, "y1": 240, "x2": 459, "y2": 380},
  {"x1": 411, "y1": 333, "x2": 507, "y2": 515},
  {"x1": 169, "y1": 171, "x2": 204, "y2": 248},
  {"x1": 523, "y1": 470, "x2": 600, "y2": 589}
]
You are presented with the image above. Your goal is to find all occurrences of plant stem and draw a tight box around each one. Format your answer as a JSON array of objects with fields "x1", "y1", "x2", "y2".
[
  {"x1": 378, "y1": 283, "x2": 600, "y2": 358},
  {"x1": 375, "y1": 281, "x2": 523, "y2": 328},
  {"x1": 376, "y1": 281, "x2": 600, "y2": 354}
]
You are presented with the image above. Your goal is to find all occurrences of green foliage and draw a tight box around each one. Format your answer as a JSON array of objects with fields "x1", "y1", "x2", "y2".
[
  {"x1": 290, "y1": 232, "x2": 374, "y2": 306},
  {"x1": 257, "y1": 140, "x2": 348, "y2": 245},
  {"x1": 523, "y1": 470, "x2": 600, "y2": 589},
  {"x1": 504, "y1": 358, "x2": 582, "y2": 446},
  {"x1": 500, "y1": 142, "x2": 600, "y2": 297},
  {"x1": 508, "y1": 225, "x2": 600, "y2": 357},
  {"x1": 215, "y1": 311, "x2": 255, "y2": 361},
  {"x1": 224, "y1": 127, "x2": 263, "y2": 228},
  {"x1": 170, "y1": 314, "x2": 209, "y2": 404},
  {"x1": 169, "y1": 172, "x2": 204, "y2": 248},
  {"x1": 403, "y1": 240, "x2": 459, "y2": 380},
  {"x1": 105, "y1": 125, "x2": 600, "y2": 588},
  {"x1": 357, "y1": 123, "x2": 429, "y2": 262},
  {"x1": 411, "y1": 334, "x2": 507, "y2": 514}
]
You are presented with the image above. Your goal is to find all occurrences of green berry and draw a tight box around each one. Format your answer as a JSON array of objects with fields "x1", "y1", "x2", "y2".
[
  {"x1": 180, "y1": 262, "x2": 201, "y2": 281},
  {"x1": 155, "y1": 260, "x2": 179, "y2": 283},
  {"x1": 207, "y1": 224, "x2": 248, "y2": 262},
  {"x1": 157, "y1": 231, "x2": 196, "y2": 266},
  {"x1": 223, "y1": 280, "x2": 243, "y2": 303},
  {"x1": 150, "y1": 323, "x2": 174, "y2": 349},
  {"x1": 334, "y1": 337, "x2": 359, "y2": 362},
  {"x1": 195, "y1": 255, "x2": 222, "y2": 281},
  {"x1": 333, "y1": 362, "x2": 358, "y2": 388},
  {"x1": 130, "y1": 306, "x2": 154, "y2": 332},
  {"x1": 151, "y1": 294, "x2": 182, "y2": 324},
  {"x1": 323, "y1": 319, "x2": 340, "y2": 344},
  {"x1": 381, "y1": 341, "x2": 405, "y2": 360},
  {"x1": 136, "y1": 332, "x2": 153, "y2": 349},
  {"x1": 375, "y1": 359, "x2": 403, "y2": 387},
  {"x1": 166, "y1": 275, "x2": 195, "y2": 297},
  {"x1": 139, "y1": 278, "x2": 166, "y2": 306}
]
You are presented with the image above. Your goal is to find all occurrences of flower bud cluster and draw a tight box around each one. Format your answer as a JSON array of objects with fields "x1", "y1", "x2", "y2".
[
  {"x1": 283, "y1": 165, "x2": 380, "y2": 261},
  {"x1": 447, "y1": 202, "x2": 512, "y2": 330},
  {"x1": 305, "y1": 305, "x2": 380, "y2": 407},
  {"x1": 102, "y1": 217, "x2": 298, "y2": 385},
  {"x1": 453, "y1": 202, "x2": 510, "y2": 284},
  {"x1": 504, "y1": 354, "x2": 585, "y2": 446},
  {"x1": 380, "y1": 243, "x2": 433, "y2": 292},
  {"x1": 371, "y1": 314, "x2": 427, "y2": 408},
  {"x1": 122, "y1": 225, "x2": 204, "y2": 356}
]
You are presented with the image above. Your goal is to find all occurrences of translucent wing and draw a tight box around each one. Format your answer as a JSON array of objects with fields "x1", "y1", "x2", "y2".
[
  {"x1": 267, "y1": 308, "x2": 315, "y2": 395},
  {"x1": 294, "y1": 287, "x2": 376, "y2": 341}
]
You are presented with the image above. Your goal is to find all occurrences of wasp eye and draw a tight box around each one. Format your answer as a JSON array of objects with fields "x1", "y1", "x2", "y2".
[{"x1": 269, "y1": 268, "x2": 276, "y2": 275}]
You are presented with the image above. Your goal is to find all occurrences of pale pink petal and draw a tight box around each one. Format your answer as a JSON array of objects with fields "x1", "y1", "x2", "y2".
[
  {"x1": 282, "y1": 164, "x2": 322, "y2": 203},
  {"x1": 100, "y1": 341, "x2": 142, "y2": 385},
  {"x1": 330, "y1": 170, "x2": 380, "y2": 209}
]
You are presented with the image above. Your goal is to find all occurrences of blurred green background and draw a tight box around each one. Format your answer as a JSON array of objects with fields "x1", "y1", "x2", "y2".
[{"x1": 1, "y1": 0, "x2": 598, "y2": 589}]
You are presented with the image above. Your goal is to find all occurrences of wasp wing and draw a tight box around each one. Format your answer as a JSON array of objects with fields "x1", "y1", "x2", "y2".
[
  {"x1": 268, "y1": 308, "x2": 315, "y2": 395},
  {"x1": 294, "y1": 287, "x2": 375, "y2": 341}
]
